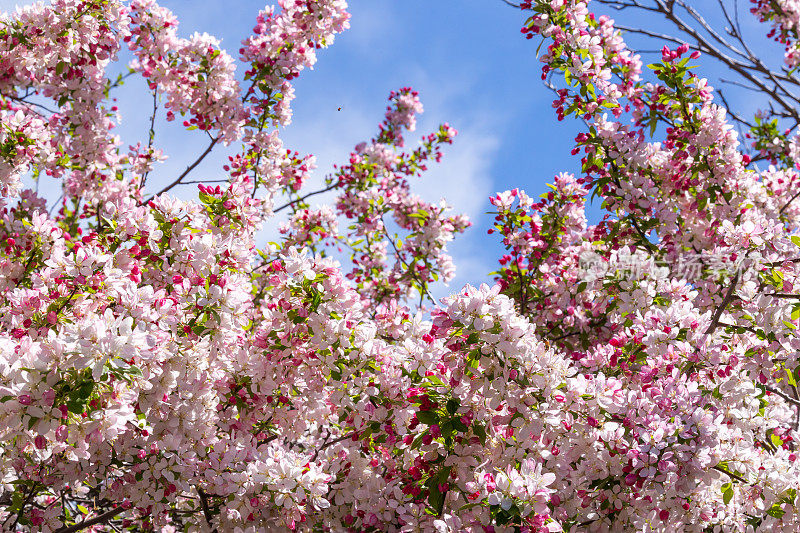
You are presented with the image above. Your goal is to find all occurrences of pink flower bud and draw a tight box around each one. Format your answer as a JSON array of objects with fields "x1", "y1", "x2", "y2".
[{"x1": 42, "y1": 389, "x2": 55, "y2": 405}]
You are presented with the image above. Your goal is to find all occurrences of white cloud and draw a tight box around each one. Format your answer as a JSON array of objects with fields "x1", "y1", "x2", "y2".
[
  {"x1": 3, "y1": 0, "x2": 504, "y2": 298},
  {"x1": 412, "y1": 121, "x2": 497, "y2": 220},
  {"x1": 249, "y1": 83, "x2": 501, "y2": 298},
  {"x1": 418, "y1": 126, "x2": 499, "y2": 296}
]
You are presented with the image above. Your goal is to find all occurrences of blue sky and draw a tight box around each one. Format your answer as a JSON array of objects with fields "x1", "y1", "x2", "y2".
[
  {"x1": 0, "y1": 0, "x2": 786, "y2": 296},
  {"x1": 155, "y1": 0, "x2": 586, "y2": 293}
]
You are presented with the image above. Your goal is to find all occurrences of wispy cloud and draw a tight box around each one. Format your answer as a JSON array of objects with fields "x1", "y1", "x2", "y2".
[
  {"x1": 417, "y1": 124, "x2": 499, "y2": 297},
  {"x1": 4, "y1": 0, "x2": 508, "y2": 298}
]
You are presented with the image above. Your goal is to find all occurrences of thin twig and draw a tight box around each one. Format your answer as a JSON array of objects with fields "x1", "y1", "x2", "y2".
[
  {"x1": 6, "y1": 482, "x2": 39, "y2": 530},
  {"x1": 599, "y1": 0, "x2": 800, "y2": 125},
  {"x1": 144, "y1": 136, "x2": 219, "y2": 202},
  {"x1": 0, "y1": 92, "x2": 59, "y2": 114},
  {"x1": 273, "y1": 182, "x2": 339, "y2": 214},
  {"x1": 780, "y1": 188, "x2": 800, "y2": 215},
  {"x1": 139, "y1": 88, "x2": 159, "y2": 189},
  {"x1": 765, "y1": 385, "x2": 800, "y2": 408},
  {"x1": 312, "y1": 431, "x2": 358, "y2": 462}
]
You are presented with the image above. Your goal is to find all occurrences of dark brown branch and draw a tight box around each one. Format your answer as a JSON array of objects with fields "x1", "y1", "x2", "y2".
[
  {"x1": 139, "y1": 88, "x2": 159, "y2": 189},
  {"x1": 197, "y1": 488, "x2": 217, "y2": 533},
  {"x1": 55, "y1": 507, "x2": 125, "y2": 533},
  {"x1": 273, "y1": 182, "x2": 339, "y2": 214},
  {"x1": 717, "y1": 88, "x2": 755, "y2": 130},
  {"x1": 762, "y1": 292, "x2": 800, "y2": 299},
  {"x1": 6, "y1": 483, "x2": 39, "y2": 530},
  {"x1": 144, "y1": 136, "x2": 219, "y2": 202},
  {"x1": 779, "y1": 188, "x2": 800, "y2": 215},
  {"x1": 712, "y1": 464, "x2": 749, "y2": 484},
  {"x1": 312, "y1": 431, "x2": 358, "y2": 462},
  {"x1": 0, "y1": 92, "x2": 59, "y2": 115},
  {"x1": 705, "y1": 271, "x2": 739, "y2": 336},
  {"x1": 599, "y1": 0, "x2": 800, "y2": 125},
  {"x1": 764, "y1": 385, "x2": 800, "y2": 408}
]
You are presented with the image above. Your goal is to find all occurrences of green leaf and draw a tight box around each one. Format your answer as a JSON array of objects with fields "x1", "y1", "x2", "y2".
[
  {"x1": 410, "y1": 433, "x2": 425, "y2": 449},
  {"x1": 452, "y1": 418, "x2": 468, "y2": 432},
  {"x1": 438, "y1": 466, "x2": 452, "y2": 485},
  {"x1": 767, "y1": 503, "x2": 786, "y2": 519},
  {"x1": 416, "y1": 410, "x2": 439, "y2": 426},
  {"x1": 458, "y1": 502, "x2": 481, "y2": 512},
  {"x1": 787, "y1": 367, "x2": 798, "y2": 387},
  {"x1": 791, "y1": 235, "x2": 800, "y2": 247},
  {"x1": 425, "y1": 374, "x2": 445, "y2": 387},
  {"x1": 722, "y1": 483, "x2": 734, "y2": 505},
  {"x1": 473, "y1": 423, "x2": 487, "y2": 445},
  {"x1": 440, "y1": 421, "x2": 453, "y2": 438},
  {"x1": 76, "y1": 381, "x2": 94, "y2": 399},
  {"x1": 427, "y1": 480, "x2": 444, "y2": 513},
  {"x1": 446, "y1": 398, "x2": 459, "y2": 415}
]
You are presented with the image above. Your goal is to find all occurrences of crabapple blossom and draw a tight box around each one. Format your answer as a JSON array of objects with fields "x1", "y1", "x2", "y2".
[
  {"x1": 751, "y1": 0, "x2": 800, "y2": 67},
  {"x1": 1, "y1": 0, "x2": 800, "y2": 531}
]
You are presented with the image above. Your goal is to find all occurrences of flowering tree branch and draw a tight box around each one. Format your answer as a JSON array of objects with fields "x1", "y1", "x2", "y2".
[
  {"x1": 145, "y1": 135, "x2": 219, "y2": 201},
  {"x1": 1, "y1": 0, "x2": 800, "y2": 530},
  {"x1": 54, "y1": 508, "x2": 125, "y2": 533}
]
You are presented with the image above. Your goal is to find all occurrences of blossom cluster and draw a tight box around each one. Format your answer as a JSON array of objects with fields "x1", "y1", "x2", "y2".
[
  {"x1": 751, "y1": 0, "x2": 800, "y2": 67},
  {"x1": 476, "y1": 0, "x2": 800, "y2": 530},
  {"x1": 127, "y1": 0, "x2": 246, "y2": 142},
  {"x1": 0, "y1": 0, "x2": 799, "y2": 531},
  {"x1": 0, "y1": 0, "x2": 130, "y2": 204}
]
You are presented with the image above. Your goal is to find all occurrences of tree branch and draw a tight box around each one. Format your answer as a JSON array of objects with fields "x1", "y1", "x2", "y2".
[
  {"x1": 197, "y1": 488, "x2": 217, "y2": 533},
  {"x1": 144, "y1": 136, "x2": 219, "y2": 202},
  {"x1": 705, "y1": 271, "x2": 739, "y2": 336},
  {"x1": 273, "y1": 182, "x2": 339, "y2": 214},
  {"x1": 55, "y1": 507, "x2": 125, "y2": 533},
  {"x1": 765, "y1": 385, "x2": 800, "y2": 408},
  {"x1": 712, "y1": 464, "x2": 749, "y2": 484},
  {"x1": 312, "y1": 431, "x2": 358, "y2": 462}
]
